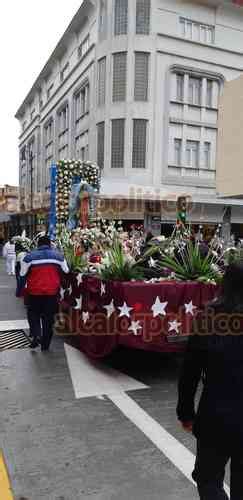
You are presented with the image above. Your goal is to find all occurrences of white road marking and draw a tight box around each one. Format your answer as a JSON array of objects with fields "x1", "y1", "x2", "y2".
[
  {"x1": 65, "y1": 343, "x2": 230, "y2": 496},
  {"x1": 109, "y1": 392, "x2": 230, "y2": 496},
  {"x1": 64, "y1": 344, "x2": 148, "y2": 399},
  {"x1": 0, "y1": 320, "x2": 29, "y2": 332},
  {"x1": 110, "y1": 392, "x2": 195, "y2": 481}
]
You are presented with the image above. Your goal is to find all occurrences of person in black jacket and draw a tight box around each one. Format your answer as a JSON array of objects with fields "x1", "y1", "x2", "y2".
[{"x1": 177, "y1": 262, "x2": 243, "y2": 500}]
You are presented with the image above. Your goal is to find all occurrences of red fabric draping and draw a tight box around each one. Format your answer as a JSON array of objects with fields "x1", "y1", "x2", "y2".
[{"x1": 60, "y1": 275, "x2": 220, "y2": 359}]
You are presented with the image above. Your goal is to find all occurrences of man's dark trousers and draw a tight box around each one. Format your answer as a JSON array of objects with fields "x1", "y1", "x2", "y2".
[
  {"x1": 27, "y1": 295, "x2": 58, "y2": 350},
  {"x1": 192, "y1": 437, "x2": 243, "y2": 500}
]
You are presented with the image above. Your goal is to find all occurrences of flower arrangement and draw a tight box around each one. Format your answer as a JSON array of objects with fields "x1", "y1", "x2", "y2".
[
  {"x1": 159, "y1": 240, "x2": 223, "y2": 284},
  {"x1": 56, "y1": 220, "x2": 127, "y2": 274},
  {"x1": 55, "y1": 160, "x2": 100, "y2": 230},
  {"x1": 98, "y1": 240, "x2": 145, "y2": 282},
  {"x1": 56, "y1": 227, "x2": 88, "y2": 273},
  {"x1": 70, "y1": 219, "x2": 124, "y2": 253},
  {"x1": 53, "y1": 216, "x2": 240, "y2": 284}
]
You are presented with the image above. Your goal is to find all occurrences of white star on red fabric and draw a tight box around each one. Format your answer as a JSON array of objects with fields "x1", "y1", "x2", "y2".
[
  {"x1": 184, "y1": 301, "x2": 197, "y2": 316},
  {"x1": 168, "y1": 320, "x2": 182, "y2": 335},
  {"x1": 74, "y1": 296, "x2": 82, "y2": 310},
  {"x1": 129, "y1": 320, "x2": 142, "y2": 336},
  {"x1": 151, "y1": 297, "x2": 168, "y2": 318},
  {"x1": 77, "y1": 273, "x2": 83, "y2": 286},
  {"x1": 82, "y1": 311, "x2": 90, "y2": 324},
  {"x1": 118, "y1": 302, "x2": 133, "y2": 318},
  {"x1": 103, "y1": 299, "x2": 115, "y2": 318},
  {"x1": 101, "y1": 282, "x2": 106, "y2": 296}
]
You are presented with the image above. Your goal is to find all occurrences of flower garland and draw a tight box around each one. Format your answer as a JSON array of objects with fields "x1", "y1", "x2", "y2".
[{"x1": 55, "y1": 160, "x2": 100, "y2": 230}]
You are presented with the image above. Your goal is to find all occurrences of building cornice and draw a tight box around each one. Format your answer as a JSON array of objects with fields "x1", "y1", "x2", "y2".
[
  {"x1": 157, "y1": 47, "x2": 243, "y2": 72},
  {"x1": 158, "y1": 32, "x2": 243, "y2": 58}
]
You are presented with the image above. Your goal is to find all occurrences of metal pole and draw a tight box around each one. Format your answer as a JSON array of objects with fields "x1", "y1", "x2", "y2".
[
  {"x1": 30, "y1": 152, "x2": 33, "y2": 212},
  {"x1": 30, "y1": 151, "x2": 34, "y2": 237}
]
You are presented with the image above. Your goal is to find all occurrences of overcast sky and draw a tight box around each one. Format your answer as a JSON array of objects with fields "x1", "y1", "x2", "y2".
[{"x1": 0, "y1": 0, "x2": 83, "y2": 186}]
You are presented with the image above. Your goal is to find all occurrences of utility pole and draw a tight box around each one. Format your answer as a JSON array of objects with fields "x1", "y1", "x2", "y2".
[
  {"x1": 30, "y1": 149, "x2": 34, "y2": 237},
  {"x1": 30, "y1": 150, "x2": 33, "y2": 213},
  {"x1": 26, "y1": 144, "x2": 34, "y2": 237}
]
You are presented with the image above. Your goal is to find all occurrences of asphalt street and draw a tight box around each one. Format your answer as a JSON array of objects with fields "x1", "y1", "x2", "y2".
[{"x1": 0, "y1": 258, "x2": 209, "y2": 500}]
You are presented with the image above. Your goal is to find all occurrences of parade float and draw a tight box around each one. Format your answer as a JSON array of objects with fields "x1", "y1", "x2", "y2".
[{"x1": 43, "y1": 160, "x2": 230, "y2": 359}]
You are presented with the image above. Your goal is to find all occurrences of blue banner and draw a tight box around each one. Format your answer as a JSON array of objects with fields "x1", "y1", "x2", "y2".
[{"x1": 48, "y1": 163, "x2": 57, "y2": 240}]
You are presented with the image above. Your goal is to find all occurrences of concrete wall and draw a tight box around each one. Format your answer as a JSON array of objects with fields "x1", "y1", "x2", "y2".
[{"x1": 217, "y1": 74, "x2": 243, "y2": 197}]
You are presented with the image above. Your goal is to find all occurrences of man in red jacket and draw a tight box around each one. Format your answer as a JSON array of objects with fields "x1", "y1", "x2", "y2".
[{"x1": 21, "y1": 235, "x2": 69, "y2": 351}]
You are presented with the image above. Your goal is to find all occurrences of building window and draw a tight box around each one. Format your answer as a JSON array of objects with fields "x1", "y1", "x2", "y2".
[
  {"x1": 176, "y1": 74, "x2": 184, "y2": 101},
  {"x1": 132, "y1": 119, "x2": 147, "y2": 169},
  {"x1": 97, "y1": 122, "x2": 105, "y2": 169},
  {"x1": 186, "y1": 140, "x2": 199, "y2": 168},
  {"x1": 22, "y1": 121, "x2": 27, "y2": 132},
  {"x1": 98, "y1": 58, "x2": 106, "y2": 106},
  {"x1": 113, "y1": 52, "x2": 127, "y2": 102},
  {"x1": 206, "y1": 80, "x2": 213, "y2": 107},
  {"x1": 173, "y1": 71, "x2": 219, "y2": 108},
  {"x1": 39, "y1": 94, "x2": 43, "y2": 111},
  {"x1": 44, "y1": 119, "x2": 54, "y2": 191},
  {"x1": 114, "y1": 0, "x2": 128, "y2": 36},
  {"x1": 136, "y1": 0, "x2": 151, "y2": 35},
  {"x1": 58, "y1": 104, "x2": 69, "y2": 160},
  {"x1": 78, "y1": 35, "x2": 90, "y2": 58},
  {"x1": 20, "y1": 147, "x2": 27, "y2": 189},
  {"x1": 60, "y1": 62, "x2": 69, "y2": 82},
  {"x1": 27, "y1": 140, "x2": 37, "y2": 194},
  {"x1": 111, "y1": 119, "x2": 125, "y2": 168},
  {"x1": 189, "y1": 77, "x2": 201, "y2": 106},
  {"x1": 204, "y1": 142, "x2": 211, "y2": 169},
  {"x1": 75, "y1": 130, "x2": 89, "y2": 161},
  {"x1": 30, "y1": 108, "x2": 36, "y2": 121},
  {"x1": 47, "y1": 83, "x2": 54, "y2": 100},
  {"x1": 74, "y1": 84, "x2": 89, "y2": 159},
  {"x1": 74, "y1": 82, "x2": 90, "y2": 127},
  {"x1": 180, "y1": 17, "x2": 214, "y2": 44},
  {"x1": 99, "y1": 0, "x2": 107, "y2": 41},
  {"x1": 134, "y1": 52, "x2": 149, "y2": 101},
  {"x1": 174, "y1": 139, "x2": 182, "y2": 165}
]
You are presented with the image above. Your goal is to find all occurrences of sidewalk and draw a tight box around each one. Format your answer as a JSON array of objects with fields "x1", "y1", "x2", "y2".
[{"x1": 0, "y1": 259, "x2": 26, "y2": 322}]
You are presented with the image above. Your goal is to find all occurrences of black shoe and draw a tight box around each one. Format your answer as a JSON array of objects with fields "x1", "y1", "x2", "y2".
[
  {"x1": 41, "y1": 345, "x2": 49, "y2": 352},
  {"x1": 29, "y1": 340, "x2": 39, "y2": 349}
]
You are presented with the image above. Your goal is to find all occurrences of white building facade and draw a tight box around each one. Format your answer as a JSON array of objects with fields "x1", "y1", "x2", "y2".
[{"x1": 16, "y1": 0, "x2": 243, "y2": 233}]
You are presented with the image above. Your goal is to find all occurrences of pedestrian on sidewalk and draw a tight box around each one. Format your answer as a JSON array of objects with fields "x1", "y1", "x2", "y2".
[
  {"x1": 15, "y1": 241, "x2": 27, "y2": 297},
  {"x1": 2, "y1": 238, "x2": 16, "y2": 275},
  {"x1": 177, "y1": 262, "x2": 243, "y2": 500},
  {"x1": 20, "y1": 235, "x2": 69, "y2": 351}
]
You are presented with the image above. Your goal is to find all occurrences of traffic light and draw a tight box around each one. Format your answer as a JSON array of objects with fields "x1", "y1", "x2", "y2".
[{"x1": 177, "y1": 196, "x2": 187, "y2": 226}]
